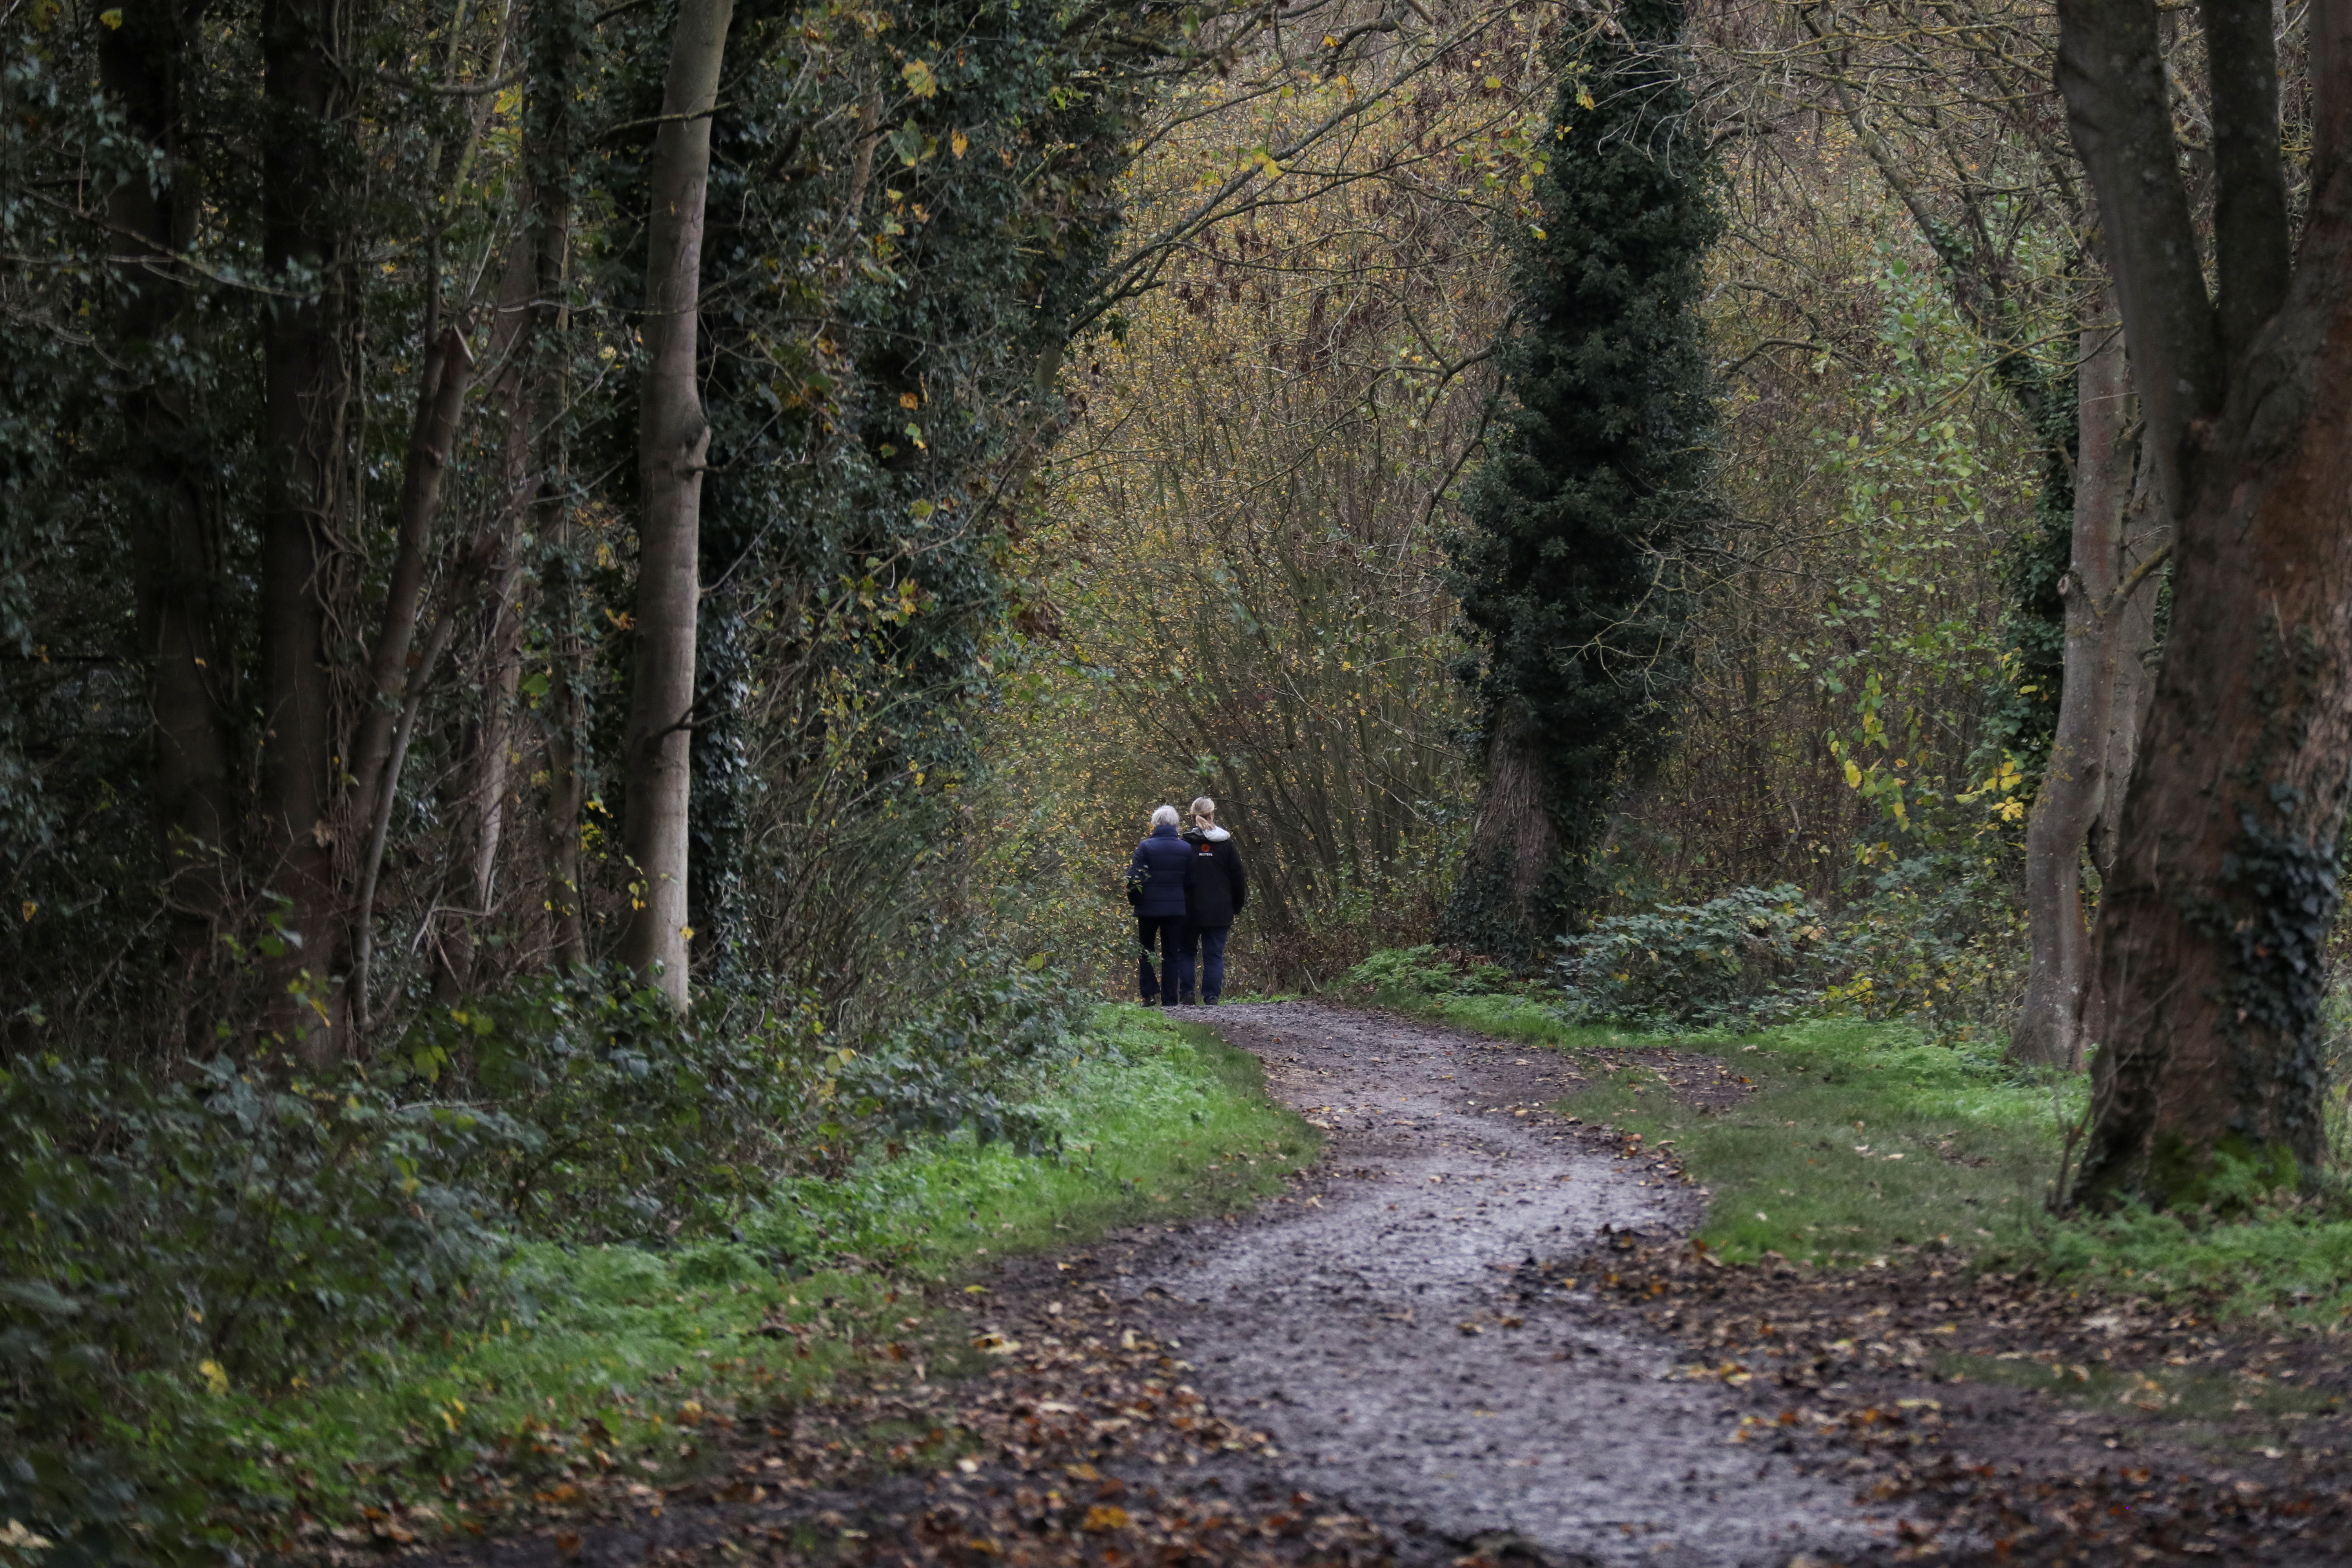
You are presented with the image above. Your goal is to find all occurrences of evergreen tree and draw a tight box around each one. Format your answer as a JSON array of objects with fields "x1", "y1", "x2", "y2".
[{"x1": 1441, "y1": 0, "x2": 1721, "y2": 963}]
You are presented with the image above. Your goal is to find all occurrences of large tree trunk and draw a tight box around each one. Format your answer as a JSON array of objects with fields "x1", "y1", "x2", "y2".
[
  {"x1": 2058, "y1": 0, "x2": 2352, "y2": 1204},
  {"x1": 2012, "y1": 311, "x2": 2132, "y2": 1069},
  {"x1": 100, "y1": 0, "x2": 235, "y2": 996},
  {"x1": 510, "y1": 0, "x2": 588, "y2": 976},
  {"x1": 618, "y1": 0, "x2": 733, "y2": 1006},
  {"x1": 1440, "y1": 700, "x2": 1562, "y2": 965},
  {"x1": 257, "y1": 0, "x2": 354, "y2": 1058}
]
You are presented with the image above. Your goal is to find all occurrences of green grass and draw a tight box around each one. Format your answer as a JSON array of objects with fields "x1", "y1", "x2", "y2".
[
  {"x1": 1541, "y1": 1017, "x2": 2079, "y2": 1266},
  {"x1": 1388, "y1": 977, "x2": 2352, "y2": 1326},
  {"x1": 191, "y1": 1005, "x2": 1316, "y2": 1544},
  {"x1": 2025, "y1": 1190, "x2": 2352, "y2": 1325},
  {"x1": 1348, "y1": 978, "x2": 2076, "y2": 1263}
]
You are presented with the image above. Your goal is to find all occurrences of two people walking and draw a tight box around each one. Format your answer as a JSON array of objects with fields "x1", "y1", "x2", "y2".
[{"x1": 1126, "y1": 796, "x2": 1248, "y2": 1006}]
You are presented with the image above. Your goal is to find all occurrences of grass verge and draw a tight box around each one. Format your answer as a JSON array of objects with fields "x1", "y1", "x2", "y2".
[
  {"x1": 192, "y1": 1004, "x2": 1314, "y2": 1550},
  {"x1": 1366, "y1": 975, "x2": 2352, "y2": 1327},
  {"x1": 1548, "y1": 1018, "x2": 2077, "y2": 1267}
]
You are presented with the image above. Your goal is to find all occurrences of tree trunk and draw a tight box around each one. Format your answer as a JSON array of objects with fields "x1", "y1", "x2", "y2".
[
  {"x1": 618, "y1": 0, "x2": 732, "y2": 1006},
  {"x1": 345, "y1": 323, "x2": 480, "y2": 1027},
  {"x1": 2076, "y1": 442, "x2": 2168, "y2": 1057},
  {"x1": 2012, "y1": 312, "x2": 2131, "y2": 1069},
  {"x1": 2058, "y1": 0, "x2": 2352, "y2": 1204},
  {"x1": 257, "y1": 0, "x2": 354, "y2": 1058},
  {"x1": 518, "y1": 0, "x2": 587, "y2": 975},
  {"x1": 1440, "y1": 700, "x2": 1561, "y2": 966},
  {"x1": 351, "y1": 327, "x2": 477, "y2": 844},
  {"x1": 100, "y1": 0, "x2": 236, "y2": 994},
  {"x1": 543, "y1": 599, "x2": 591, "y2": 969},
  {"x1": 434, "y1": 227, "x2": 542, "y2": 998}
]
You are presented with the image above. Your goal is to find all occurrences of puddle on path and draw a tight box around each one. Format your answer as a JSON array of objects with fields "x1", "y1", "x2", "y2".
[{"x1": 1144, "y1": 1001, "x2": 1886, "y2": 1567}]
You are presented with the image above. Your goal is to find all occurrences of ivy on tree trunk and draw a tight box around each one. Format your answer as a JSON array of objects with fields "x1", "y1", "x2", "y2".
[
  {"x1": 2057, "y1": 0, "x2": 2352, "y2": 1206},
  {"x1": 1441, "y1": 0, "x2": 1721, "y2": 965}
]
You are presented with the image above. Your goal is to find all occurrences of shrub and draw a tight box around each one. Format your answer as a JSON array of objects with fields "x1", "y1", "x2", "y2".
[
  {"x1": 1553, "y1": 884, "x2": 1831, "y2": 1029},
  {"x1": 1548, "y1": 862, "x2": 2025, "y2": 1038},
  {"x1": 1341, "y1": 944, "x2": 1514, "y2": 1001},
  {"x1": 0, "y1": 1054, "x2": 522, "y2": 1559},
  {"x1": 836, "y1": 955, "x2": 1091, "y2": 1156},
  {"x1": 0, "y1": 958, "x2": 1098, "y2": 1558},
  {"x1": 1817, "y1": 857, "x2": 2027, "y2": 1043},
  {"x1": 403, "y1": 969, "x2": 829, "y2": 1237}
]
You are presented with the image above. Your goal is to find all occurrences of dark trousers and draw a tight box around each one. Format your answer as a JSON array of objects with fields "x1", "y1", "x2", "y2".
[
  {"x1": 1179, "y1": 924, "x2": 1231, "y2": 1004},
  {"x1": 1136, "y1": 915, "x2": 1192, "y2": 1005}
]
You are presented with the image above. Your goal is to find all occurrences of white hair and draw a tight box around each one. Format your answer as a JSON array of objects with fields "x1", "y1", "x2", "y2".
[
  {"x1": 1191, "y1": 796, "x2": 1216, "y2": 819},
  {"x1": 1151, "y1": 804, "x2": 1180, "y2": 827}
]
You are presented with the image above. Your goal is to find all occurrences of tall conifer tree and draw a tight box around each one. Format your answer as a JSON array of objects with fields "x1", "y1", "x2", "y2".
[{"x1": 1441, "y1": 0, "x2": 1721, "y2": 963}]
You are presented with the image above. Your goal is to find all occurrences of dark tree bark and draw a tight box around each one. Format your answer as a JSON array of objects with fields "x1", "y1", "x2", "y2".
[
  {"x1": 100, "y1": 0, "x2": 236, "y2": 990},
  {"x1": 512, "y1": 0, "x2": 589, "y2": 977},
  {"x1": 2059, "y1": 0, "x2": 2352, "y2": 1204},
  {"x1": 1449, "y1": 700, "x2": 1564, "y2": 961},
  {"x1": 2076, "y1": 437, "x2": 2167, "y2": 1056},
  {"x1": 543, "y1": 603, "x2": 591, "y2": 970},
  {"x1": 1439, "y1": 0, "x2": 1719, "y2": 962},
  {"x1": 345, "y1": 326, "x2": 478, "y2": 1029},
  {"x1": 257, "y1": 0, "x2": 356, "y2": 1057},
  {"x1": 619, "y1": 0, "x2": 733, "y2": 1005},
  {"x1": 350, "y1": 327, "x2": 476, "y2": 854}
]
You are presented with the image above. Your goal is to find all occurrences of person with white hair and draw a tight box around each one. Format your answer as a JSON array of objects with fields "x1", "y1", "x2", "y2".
[
  {"x1": 1178, "y1": 796, "x2": 1247, "y2": 1004},
  {"x1": 1124, "y1": 804, "x2": 1195, "y2": 1005}
]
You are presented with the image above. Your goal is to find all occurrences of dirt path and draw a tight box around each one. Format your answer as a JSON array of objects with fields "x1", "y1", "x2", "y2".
[
  {"x1": 408, "y1": 1002, "x2": 1905, "y2": 1568},
  {"x1": 1139, "y1": 1002, "x2": 1884, "y2": 1565}
]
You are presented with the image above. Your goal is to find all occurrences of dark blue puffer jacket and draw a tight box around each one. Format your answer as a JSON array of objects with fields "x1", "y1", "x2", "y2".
[{"x1": 1127, "y1": 824, "x2": 1193, "y2": 918}]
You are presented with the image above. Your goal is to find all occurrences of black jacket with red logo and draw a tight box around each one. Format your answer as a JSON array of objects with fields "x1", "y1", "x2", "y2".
[{"x1": 1181, "y1": 826, "x2": 1247, "y2": 927}]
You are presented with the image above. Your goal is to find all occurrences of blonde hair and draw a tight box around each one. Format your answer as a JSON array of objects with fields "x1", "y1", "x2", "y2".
[
  {"x1": 1191, "y1": 796, "x2": 1216, "y2": 820},
  {"x1": 1151, "y1": 804, "x2": 1180, "y2": 827}
]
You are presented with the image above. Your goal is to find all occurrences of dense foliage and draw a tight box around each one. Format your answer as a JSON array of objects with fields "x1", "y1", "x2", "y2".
[
  {"x1": 7, "y1": 0, "x2": 2350, "y2": 1554},
  {"x1": 0, "y1": 962, "x2": 1090, "y2": 1554},
  {"x1": 0, "y1": 0, "x2": 1168, "y2": 1052}
]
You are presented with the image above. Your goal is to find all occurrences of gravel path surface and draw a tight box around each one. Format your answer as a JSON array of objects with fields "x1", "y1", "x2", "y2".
[
  {"x1": 1149, "y1": 1001, "x2": 1887, "y2": 1566},
  {"x1": 405, "y1": 1002, "x2": 1903, "y2": 1568}
]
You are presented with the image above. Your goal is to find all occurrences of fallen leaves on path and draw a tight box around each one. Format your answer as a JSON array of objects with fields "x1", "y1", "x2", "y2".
[
  {"x1": 366, "y1": 1288, "x2": 1404, "y2": 1568},
  {"x1": 1546, "y1": 1229, "x2": 2352, "y2": 1564}
]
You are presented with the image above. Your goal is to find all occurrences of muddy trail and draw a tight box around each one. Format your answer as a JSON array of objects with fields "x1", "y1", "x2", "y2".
[{"x1": 408, "y1": 1001, "x2": 1900, "y2": 1568}]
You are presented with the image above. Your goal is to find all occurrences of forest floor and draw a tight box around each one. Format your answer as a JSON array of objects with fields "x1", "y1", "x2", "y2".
[{"x1": 402, "y1": 1002, "x2": 2352, "y2": 1568}]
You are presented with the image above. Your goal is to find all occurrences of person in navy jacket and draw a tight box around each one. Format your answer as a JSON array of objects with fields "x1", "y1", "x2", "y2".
[{"x1": 1125, "y1": 804, "x2": 1195, "y2": 1005}]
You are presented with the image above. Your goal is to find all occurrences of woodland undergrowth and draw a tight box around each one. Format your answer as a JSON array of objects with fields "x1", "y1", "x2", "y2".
[{"x1": 0, "y1": 1002, "x2": 1306, "y2": 1565}]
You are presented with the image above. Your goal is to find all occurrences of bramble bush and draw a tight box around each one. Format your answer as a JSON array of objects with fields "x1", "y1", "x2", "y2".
[
  {"x1": 1817, "y1": 857, "x2": 2027, "y2": 1040},
  {"x1": 1345, "y1": 858, "x2": 2027, "y2": 1042},
  {"x1": 399, "y1": 971, "x2": 829, "y2": 1238},
  {"x1": 1341, "y1": 944, "x2": 1515, "y2": 1002},
  {"x1": 835, "y1": 955, "x2": 1091, "y2": 1156}
]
